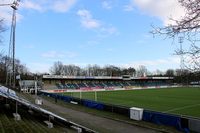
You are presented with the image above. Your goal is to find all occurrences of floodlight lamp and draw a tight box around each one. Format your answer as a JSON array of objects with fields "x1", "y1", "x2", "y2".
[{"x1": 11, "y1": 1, "x2": 19, "y2": 10}]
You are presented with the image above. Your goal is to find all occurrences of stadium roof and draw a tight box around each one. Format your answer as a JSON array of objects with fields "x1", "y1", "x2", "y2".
[{"x1": 42, "y1": 75, "x2": 173, "y2": 80}]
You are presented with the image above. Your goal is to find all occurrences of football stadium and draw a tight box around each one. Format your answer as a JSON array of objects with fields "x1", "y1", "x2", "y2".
[
  {"x1": 1, "y1": 0, "x2": 200, "y2": 133},
  {"x1": 2, "y1": 74, "x2": 200, "y2": 132},
  {"x1": 36, "y1": 74, "x2": 199, "y2": 132}
]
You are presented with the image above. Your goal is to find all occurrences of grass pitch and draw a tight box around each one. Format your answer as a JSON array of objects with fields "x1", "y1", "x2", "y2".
[{"x1": 63, "y1": 87, "x2": 200, "y2": 118}]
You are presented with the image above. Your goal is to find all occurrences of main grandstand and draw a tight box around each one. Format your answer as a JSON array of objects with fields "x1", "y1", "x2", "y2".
[{"x1": 42, "y1": 75, "x2": 173, "y2": 90}]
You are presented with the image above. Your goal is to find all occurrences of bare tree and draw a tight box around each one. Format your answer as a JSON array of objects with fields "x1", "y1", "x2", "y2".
[
  {"x1": 152, "y1": 0, "x2": 200, "y2": 72},
  {"x1": 62, "y1": 64, "x2": 80, "y2": 76},
  {"x1": 84, "y1": 64, "x2": 104, "y2": 76},
  {"x1": 165, "y1": 69, "x2": 175, "y2": 76},
  {"x1": 89, "y1": 64, "x2": 102, "y2": 76},
  {"x1": 50, "y1": 61, "x2": 63, "y2": 75},
  {"x1": 102, "y1": 65, "x2": 109, "y2": 76},
  {"x1": 0, "y1": 54, "x2": 31, "y2": 83},
  {"x1": 136, "y1": 65, "x2": 148, "y2": 77},
  {"x1": 49, "y1": 62, "x2": 137, "y2": 77},
  {"x1": 15, "y1": 59, "x2": 29, "y2": 75},
  {"x1": 102, "y1": 65, "x2": 121, "y2": 76},
  {"x1": 121, "y1": 67, "x2": 136, "y2": 76},
  {"x1": 154, "y1": 69, "x2": 164, "y2": 76}
]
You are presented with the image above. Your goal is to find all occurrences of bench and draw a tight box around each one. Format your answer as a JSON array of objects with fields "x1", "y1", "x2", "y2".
[{"x1": 44, "y1": 120, "x2": 53, "y2": 128}]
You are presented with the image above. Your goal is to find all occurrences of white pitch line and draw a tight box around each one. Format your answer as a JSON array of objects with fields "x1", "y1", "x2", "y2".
[{"x1": 164, "y1": 103, "x2": 200, "y2": 113}]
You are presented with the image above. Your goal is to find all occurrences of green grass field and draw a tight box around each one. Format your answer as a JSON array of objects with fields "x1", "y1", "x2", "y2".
[{"x1": 63, "y1": 87, "x2": 200, "y2": 118}]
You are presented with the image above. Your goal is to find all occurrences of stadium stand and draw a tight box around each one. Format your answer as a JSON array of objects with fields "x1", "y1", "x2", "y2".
[
  {"x1": 41, "y1": 75, "x2": 173, "y2": 90},
  {"x1": 0, "y1": 85, "x2": 97, "y2": 133}
]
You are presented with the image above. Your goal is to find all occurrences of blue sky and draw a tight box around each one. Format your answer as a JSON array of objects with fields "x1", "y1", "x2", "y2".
[{"x1": 0, "y1": 0, "x2": 185, "y2": 73}]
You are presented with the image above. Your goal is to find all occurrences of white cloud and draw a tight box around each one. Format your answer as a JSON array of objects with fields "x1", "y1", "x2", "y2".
[
  {"x1": 125, "y1": 0, "x2": 185, "y2": 25},
  {"x1": 0, "y1": 6, "x2": 23, "y2": 24},
  {"x1": 27, "y1": 62, "x2": 51, "y2": 73},
  {"x1": 101, "y1": 26, "x2": 118, "y2": 35},
  {"x1": 77, "y1": 9, "x2": 119, "y2": 37},
  {"x1": 20, "y1": 0, "x2": 42, "y2": 11},
  {"x1": 20, "y1": 0, "x2": 77, "y2": 13},
  {"x1": 122, "y1": 56, "x2": 180, "y2": 71},
  {"x1": 0, "y1": 8, "x2": 12, "y2": 23},
  {"x1": 52, "y1": 0, "x2": 76, "y2": 13},
  {"x1": 42, "y1": 51, "x2": 65, "y2": 58},
  {"x1": 41, "y1": 51, "x2": 78, "y2": 59},
  {"x1": 124, "y1": 0, "x2": 134, "y2": 11},
  {"x1": 0, "y1": 0, "x2": 77, "y2": 24},
  {"x1": 77, "y1": 9, "x2": 101, "y2": 29},
  {"x1": 102, "y1": 1, "x2": 112, "y2": 9},
  {"x1": 0, "y1": 0, "x2": 13, "y2": 5}
]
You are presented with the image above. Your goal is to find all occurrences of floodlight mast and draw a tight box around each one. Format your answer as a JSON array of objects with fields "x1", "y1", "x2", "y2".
[
  {"x1": 179, "y1": 37, "x2": 184, "y2": 72},
  {"x1": 179, "y1": 37, "x2": 184, "y2": 70},
  {"x1": 179, "y1": 36, "x2": 184, "y2": 85},
  {"x1": 1, "y1": 0, "x2": 20, "y2": 88}
]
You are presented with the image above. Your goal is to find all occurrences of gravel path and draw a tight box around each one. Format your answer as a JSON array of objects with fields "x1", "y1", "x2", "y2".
[{"x1": 30, "y1": 95, "x2": 159, "y2": 133}]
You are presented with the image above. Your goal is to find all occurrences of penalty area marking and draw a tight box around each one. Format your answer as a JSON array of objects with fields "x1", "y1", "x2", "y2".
[{"x1": 164, "y1": 103, "x2": 200, "y2": 113}]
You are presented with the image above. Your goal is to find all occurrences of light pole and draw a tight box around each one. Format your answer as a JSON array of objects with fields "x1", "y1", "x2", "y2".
[
  {"x1": 1, "y1": 0, "x2": 20, "y2": 88},
  {"x1": 1, "y1": 2, "x2": 20, "y2": 120},
  {"x1": 179, "y1": 36, "x2": 184, "y2": 85}
]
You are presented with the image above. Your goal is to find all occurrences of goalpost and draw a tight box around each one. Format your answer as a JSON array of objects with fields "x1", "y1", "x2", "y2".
[
  {"x1": 78, "y1": 90, "x2": 98, "y2": 101},
  {"x1": 95, "y1": 91, "x2": 97, "y2": 101}
]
